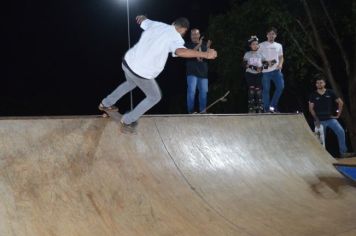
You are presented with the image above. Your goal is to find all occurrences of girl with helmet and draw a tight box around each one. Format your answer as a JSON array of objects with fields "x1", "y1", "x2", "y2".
[{"x1": 243, "y1": 36, "x2": 266, "y2": 113}]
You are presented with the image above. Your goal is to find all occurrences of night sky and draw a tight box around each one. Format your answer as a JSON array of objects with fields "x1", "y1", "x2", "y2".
[{"x1": 3, "y1": 0, "x2": 230, "y2": 116}]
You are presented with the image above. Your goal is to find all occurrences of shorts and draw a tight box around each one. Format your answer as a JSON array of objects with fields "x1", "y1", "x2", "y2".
[{"x1": 245, "y1": 72, "x2": 262, "y2": 88}]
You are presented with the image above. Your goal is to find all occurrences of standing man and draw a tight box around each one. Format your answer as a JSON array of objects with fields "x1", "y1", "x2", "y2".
[
  {"x1": 258, "y1": 27, "x2": 284, "y2": 113},
  {"x1": 99, "y1": 16, "x2": 217, "y2": 132},
  {"x1": 309, "y1": 78, "x2": 351, "y2": 158},
  {"x1": 185, "y1": 28, "x2": 212, "y2": 113}
]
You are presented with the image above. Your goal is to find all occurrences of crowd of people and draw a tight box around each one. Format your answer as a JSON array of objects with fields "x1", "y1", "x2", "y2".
[{"x1": 185, "y1": 27, "x2": 284, "y2": 114}]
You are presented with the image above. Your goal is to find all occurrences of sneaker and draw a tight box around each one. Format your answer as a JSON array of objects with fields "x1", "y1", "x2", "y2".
[
  {"x1": 98, "y1": 103, "x2": 118, "y2": 112},
  {"x1": 120, "y1": 121, "x2": 138, "y2": 134},
  {"x1": 268, "y1": 106, "x2": 281, "y2": 113}
]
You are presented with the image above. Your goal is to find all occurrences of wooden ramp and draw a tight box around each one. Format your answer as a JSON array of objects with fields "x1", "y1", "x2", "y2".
[{"x1": 0, "y1": 114, "x2": 356, "y2": 236}]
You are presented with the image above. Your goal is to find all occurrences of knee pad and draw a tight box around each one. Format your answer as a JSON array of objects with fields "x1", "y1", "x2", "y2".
[
  {"x1": 255, "y1": 89, "x2": 262, "y2": 100},
  {"x1": 248, "y1": 87, "x2": 255, "y2": 100},
  {"x1": 248, "y1": 87, "x2": 255, "y2": 96}
]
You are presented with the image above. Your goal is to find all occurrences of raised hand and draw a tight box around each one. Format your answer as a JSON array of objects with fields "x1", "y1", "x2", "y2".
[
  {"x1": 136, "y1": 15, "x2": 147, "y2": 25},
  {"x1": 205, "y1": 49, "x2": 218, "y2": 59},
  {"x1": 207, "y1": 40, "x2": 212, "y2": 49},
  {"x1": 199, "y1": 36, "x2": 204, "y2": 46}
]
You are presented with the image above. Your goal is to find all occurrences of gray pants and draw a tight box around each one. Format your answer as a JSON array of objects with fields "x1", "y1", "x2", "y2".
[{"x1": 102, "y1": 63, "x2": 162, "y2": 124}]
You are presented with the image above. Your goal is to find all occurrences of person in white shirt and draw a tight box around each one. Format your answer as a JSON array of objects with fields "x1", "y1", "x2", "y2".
[
  {"x1": 99, "y1": 15, "x2": 217, "y2": 132},
  {"x1": 258, "y1": 27, "x2": 284, "y2": 112}
]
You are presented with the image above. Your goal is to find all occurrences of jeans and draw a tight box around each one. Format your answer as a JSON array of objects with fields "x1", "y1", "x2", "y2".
[
  {"x1": 320, "y1": 119, "x2": 347, "y2": 155},
  {"x1": 187, "y1": 75, "x2": 208, "y2": 113},
  {"x1": 102, "y1": 63, "x2": 162, "y2": 124},
  {"x1": 262, "y1": 70, "x2": 284, "y2": 111}
]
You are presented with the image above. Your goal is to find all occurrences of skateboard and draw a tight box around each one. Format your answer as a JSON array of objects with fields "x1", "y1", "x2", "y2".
[
  {"x1": 200, "y1": 91, "x2": 230, "y2": 114},
  {"x1": 102, "y1": 110, "x2": 137, "y2": 134},
  {"x1": 314, "y1": 124, "x2": 325, "y2": 147},
  {"x1": 102, "y1": 109, "x2": 122, "y2": 121}
]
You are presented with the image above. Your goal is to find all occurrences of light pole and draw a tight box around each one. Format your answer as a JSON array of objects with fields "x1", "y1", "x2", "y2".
[
  {"x1": 125, "y1": 0, "x2": 134, "y2": 110},
  {"x1": 117, "y1": 0, "x2": 133, "y2": 110},
  {"x1": 125, "y1": 0, "x2": 131, "y2": 49}
]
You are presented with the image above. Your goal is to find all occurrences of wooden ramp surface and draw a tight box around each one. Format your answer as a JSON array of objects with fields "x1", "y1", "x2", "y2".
[
  {"x1": 0, "y1": 114, "x2": 356, "y2": 236},
  {"x1": 337, "y1": 157, "x2": 356, "y2": 166}
]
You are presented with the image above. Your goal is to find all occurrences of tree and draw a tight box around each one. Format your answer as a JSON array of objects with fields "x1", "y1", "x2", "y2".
[
  {"x1": 208, "y1": 0, "x2": 313, "y2": 113},
  {"x1": 298, "y1": 0, "x2": 356, "y2": 150},
  {"x1": 208, "y1": 0, "x2": 356, "y2": 150}
]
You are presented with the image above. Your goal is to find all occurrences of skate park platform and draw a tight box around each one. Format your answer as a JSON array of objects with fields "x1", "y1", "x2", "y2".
[{"x1": 0, "y1": 113, "x2": 356, "y2": 236}]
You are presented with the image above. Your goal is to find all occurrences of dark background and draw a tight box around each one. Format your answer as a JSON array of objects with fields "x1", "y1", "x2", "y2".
[
  {"x1": 2, "y1": 0, "x2": 230, "y2": 116},
  {"x1": 3, "y1": 0, "x2": 352, "y2": 156}
]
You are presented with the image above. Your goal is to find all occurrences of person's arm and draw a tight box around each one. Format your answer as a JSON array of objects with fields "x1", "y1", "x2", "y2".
[
  {"x1": 277, "y1": 44, "x2": 284, "y2": 70},
  {"x1": 192, "y1": 44, "x2": 201, "y2": 51},
  {"x1": 192, "y1": 38, "x2": 212, "y2": 51},
  {"x1": 136, "y1": 15, "x2": 163, "y2": 30},
  {"x1": 207, "y1": 40, "x2": 212, "y2": 49},
  {"x1": 192, "y1": 37, "x2": 204, "y2": 51},
  {"x1": 175, "y1": 48, "x2": 217, "y2": 59},
  {"x1": 243, "y1": 53, "x2": 249, "y2": 68},
  {"x1": 277, "y1": 55, "x2": 284, "y2": 70},
  {"x1": 136, "y1": 15, "x2": 147, "y2": 25},
  {"x1": 309, "y1": 102, "x2": 320, "y2": 127},
  {"x1": 333, "y1": 98, "x2": 344, "y2": 118},
  {"x1": 243, "y1": 60, "x2": 248, "y2": 69},
  {"x1": 187, "y1": 40, "x2": 204, "y2": 61},
  {"x1": 257, "y1": 42, "x2": 263, "y2": 53}
]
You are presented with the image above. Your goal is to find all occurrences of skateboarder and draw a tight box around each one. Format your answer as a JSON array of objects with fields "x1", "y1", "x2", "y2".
[
  {"x1": 309, "y1": 77, "x2": 352, "y2": 158},
  {"x1": 243, "y1": 36, "x2": 265, "y2": 113},
  {"x1": 99, "y1": 15, "x2": 217, "y2": 132}
]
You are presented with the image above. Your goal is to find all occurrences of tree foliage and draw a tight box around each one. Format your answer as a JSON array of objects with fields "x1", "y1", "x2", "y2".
[{"x1": 208, "y1": 0, "x2": 356, "y2": 150}]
